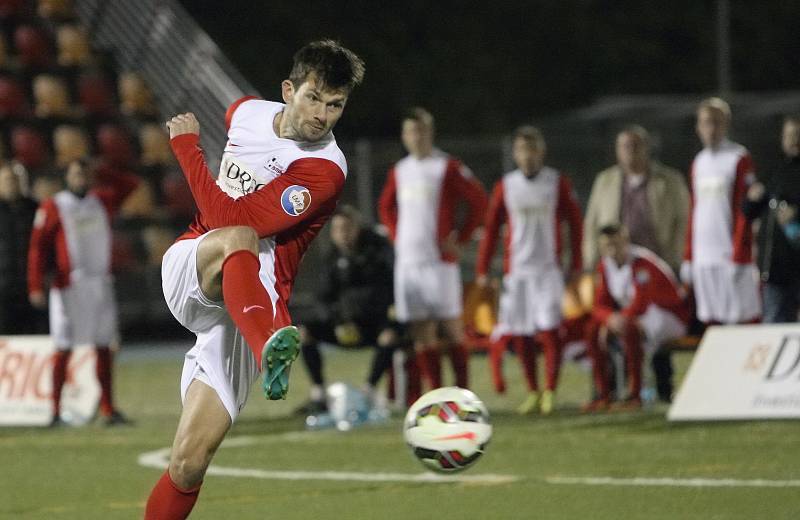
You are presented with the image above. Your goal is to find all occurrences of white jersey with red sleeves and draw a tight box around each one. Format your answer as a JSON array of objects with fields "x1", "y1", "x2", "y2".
[
  {"x1": 476, "y1": 167, "x2": 583, "y2": 276},
  {"x1": 685, "y1": 139, "x2": 755, "y2": 265},
  {"x1": 378, "y1": 149, "x2": 487, "y2": 265},
  {"x1": 218, "y1": 99, "x2": 347, "y2": 201},
  {"x1": 594, "y1": 245, "x2": 689, "y2": 325}
]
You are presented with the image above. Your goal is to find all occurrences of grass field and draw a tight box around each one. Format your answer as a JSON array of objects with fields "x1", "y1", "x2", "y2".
[{"x1": 2, "y1": 342, "x2": 800, "y2": 519}]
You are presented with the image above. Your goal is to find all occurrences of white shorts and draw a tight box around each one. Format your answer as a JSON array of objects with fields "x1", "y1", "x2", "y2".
[
  {"x1": 49, "y1": 275, "x2": 117, "y2": 349},
  {"x1": 394, "y1": 261, "x2": 462, "y2": 323},
  {"x1": 638, "y1": 304, "x2": 687, "y2": 354},
  {"x1": 692, "y1": 262, "x2": 761, "y2": 324},
  {"x1": 492, "y1": 268, "x2": 563, "y2": 338},
  {"x1": 162, "y1": 234, "x2": 286, "y2": 421}
]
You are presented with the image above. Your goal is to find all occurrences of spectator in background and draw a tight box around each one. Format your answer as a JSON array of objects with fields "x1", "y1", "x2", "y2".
[
  {"x1": 476, "y1": 125, "x2": 582, "y2": 415},
  {"x1": 583, "y1": 225, "x2": 689, "y2": 412},
  {"x1": 583, "y1": 125, "x2": 688, "y2": 402},
  {"x1": 681, "y1": 97, "x2": 761, "y2": 324},
  {"x1": 379, "y1": 107, "x2": 487, "y2": 392},
  {"x1": 28, "y1": 158, "x2": 138, "y2": 426},
  {"x1": 296, "y1": 205, "x2": 408, "y2": 413},
  {"x1": 117, "y1": 72, "x2": 159, "y2": 131},
  {"x1": 0, "y1": 162, "x2": 40, "y2": 333},
  {"x1": 742, "y1": 116, "x2": 800, "y2": 323},
  {"x1": 583, "y1": 125, "x2": 688, "y2": 272}
]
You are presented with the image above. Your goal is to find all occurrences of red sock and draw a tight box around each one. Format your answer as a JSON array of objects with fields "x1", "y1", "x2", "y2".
[
  {"x1": 512, "y1": 336, "x2": 539, "y2": 392},
  {"x1": 447, "y1": 344, "x2": 469, "y2": 388},
  {"x1": 586, "y1": 320, "x2": 609, "y2": 400},
  {"x1": 95, "y1": 346, "x2": 114, "y2": 416},
  {"x1": 536, "y1": 329, "x2": 561, "y2": 391},
  {"x1": 622, "y1": 321, "x2": 643, "y2": 398},
  {"x1": 405, "y1": 353, "x2": 422, "y2": 406},
  {"x1": 52, "y1": 350, "x2": 71, "y2": 417},
  {"x1": 222, "y1": 250, "x2": 275, "y2": 366},
  {"x1": 489, "y1": 336, "x2": 508, "y2": 393},
  {"x1": 144, "y1": 470, "x2": 201, "y2": 520},
  {"x1": 416, "y1": 347, "x2": 442, "y2": 389}
]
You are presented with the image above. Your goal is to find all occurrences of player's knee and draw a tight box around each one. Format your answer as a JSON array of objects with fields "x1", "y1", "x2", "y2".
[{"x1": 221, "y1": 226, "x2": 259, "y2": 255}]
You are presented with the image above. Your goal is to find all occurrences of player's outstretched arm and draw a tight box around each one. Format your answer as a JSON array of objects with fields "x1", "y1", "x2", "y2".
[{"x1": 167, "y1": 113, "x2": 345, "y2": 237}]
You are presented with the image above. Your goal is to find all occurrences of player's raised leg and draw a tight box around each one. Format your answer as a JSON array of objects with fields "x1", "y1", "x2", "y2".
[
  {"x1": 144, "y1": 380, "x2": 231, "y2": 519},
  {"x1": 196, "y1": 226, "x2": 299, "y2": 399}
]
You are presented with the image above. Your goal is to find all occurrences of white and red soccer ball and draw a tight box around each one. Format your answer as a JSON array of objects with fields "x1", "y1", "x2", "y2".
[{"x1": 403, "y1": 386, "x2": 492, "y2": 473}]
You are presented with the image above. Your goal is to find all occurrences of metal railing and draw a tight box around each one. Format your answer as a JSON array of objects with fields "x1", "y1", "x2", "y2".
[{"x1": 74, "y1": 0, "x2": 258, "y2": 171}]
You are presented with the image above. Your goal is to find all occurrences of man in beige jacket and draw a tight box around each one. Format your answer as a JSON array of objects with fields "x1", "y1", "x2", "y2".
[
  {"x1": 582, "y1": 125, "x2": 689, "y2": 403},
  {"x1": 583, "y1": 126, "x2": 689, "y2": 273}
]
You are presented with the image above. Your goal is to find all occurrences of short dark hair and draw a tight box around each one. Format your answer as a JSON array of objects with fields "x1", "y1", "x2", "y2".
[
  {"x1": 513, "y1": 125, "x2": 545, "y2": 148},
  {"x1": 599, "y1": 224, "x2": 622, "y2": 237},
  {"x1": 288, "y1": 39, "x2": 365, "y2": 92},
  {"x1": 332, "y1": 203, "x2": 362, "y2": 223},
  {"x1": 403, "y1": 106, "x2": 434, "y2": 128}
]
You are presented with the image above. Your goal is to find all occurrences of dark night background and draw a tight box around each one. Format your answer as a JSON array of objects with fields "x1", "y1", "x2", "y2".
[{"x1": 179, "y1": 0, "x2": 800, "y2": 137}]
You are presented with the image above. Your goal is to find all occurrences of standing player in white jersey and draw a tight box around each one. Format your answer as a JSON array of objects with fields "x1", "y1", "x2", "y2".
[
  {"x1": 476, "y1": 126, "x2": 583, "y2": 415},
  {"x1": 681, "y1": 97, "x2": 761, "y2": 325},
  {"x1": 378, "y1": 107, "x2": 487, "y2": 392},
  {"x1": 28, "y1": 158, "x2": 139, "y2": 426},
  {"x1": 143, "y1": 40, "x2": 364, "y2": 519}
]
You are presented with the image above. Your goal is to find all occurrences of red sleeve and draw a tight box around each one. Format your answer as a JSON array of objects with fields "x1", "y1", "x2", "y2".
[
  {"x1": 731, "y1": 153, "x2": 755, "y2": 263},
  {"x1": 683, "y1": 162, "x2": 695, "y2": 261},
  {"x1": 225, "y1": 95, "x2": 260, "y2": 131},
  {"x1": 27, "y1": 199, "x2": 59, "y2": 294},
  {"x1": 556, "y1": 175, "x2": 583, "y2": 274},
  {"x1": 591, "y1": 263, "x2": 616, "y2": 323},
  {"x1": 93, "y1": 170, "x2": 141, "y2": 214},
  {"x1": 476, "y1": 181, "x2": 507, "y2": 276},
  {"x1": 448, "y1": 162, "x2": 488, "y2": 244},
  {"x1": 170, "y1": 133, "x2": 345, "y2": 238},
  {"x1": 378, "y1": 167, "x2": 398, "y2": 241},
  {"x1": 622, "y1": 258, "x2": 685, "y2": 319}
]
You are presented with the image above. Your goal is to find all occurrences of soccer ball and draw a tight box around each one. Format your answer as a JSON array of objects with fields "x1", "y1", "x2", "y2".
[{"x1": 403, "y1": 386, "x2": 492, "y2": 473}]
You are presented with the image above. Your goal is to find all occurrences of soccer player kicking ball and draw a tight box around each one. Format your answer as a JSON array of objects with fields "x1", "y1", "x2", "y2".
[{"x1": 144, "y1": 40, "x2": 364, "y2": 519}]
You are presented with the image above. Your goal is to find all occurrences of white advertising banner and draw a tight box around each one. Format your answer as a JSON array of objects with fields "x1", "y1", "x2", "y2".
[
  {"x1": 0, "y1": 335, "x2": 100, "y2": 426},
  {"x1": 669, "y1": 324, "x2": 800, "y2": 421}
]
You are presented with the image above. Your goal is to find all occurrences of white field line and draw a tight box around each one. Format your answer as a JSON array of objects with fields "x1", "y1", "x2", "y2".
[
  {"x1": 137, "y1": 435, "x2": 520, "y2": 485},
  {"x1": 546, "y1": 476, "x2": 800, "y2": 488}
]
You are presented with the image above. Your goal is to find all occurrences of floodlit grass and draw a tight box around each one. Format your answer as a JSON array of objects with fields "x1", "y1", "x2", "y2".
[{"x1": 2, "y1": 343, "x2": 799, "y2": 519}]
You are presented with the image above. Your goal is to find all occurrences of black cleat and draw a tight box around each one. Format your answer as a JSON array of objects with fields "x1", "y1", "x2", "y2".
[{"x1": 104, "y1": 410, "x2": 134, "y2": 427}]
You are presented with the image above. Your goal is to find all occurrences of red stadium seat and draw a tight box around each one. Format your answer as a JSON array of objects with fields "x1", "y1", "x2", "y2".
[
  {"x1": 11, "y1": 125, "x2": 49, "y2": 171},
  {"x1": 13, "y1": 25, "x2": 52, "y2": 69},
  {"x1": 0, "y1": 75, "x2": 29, "y2": 117},
  {"x1": 0, "y1": 0, "x2": 26, "y2": 18},
  {"x1": 77, "y1": 74, "x2": 116, "y2": 117},
  {"x1": 96, "y1": 124, "x2": 135, "y2": 168}
]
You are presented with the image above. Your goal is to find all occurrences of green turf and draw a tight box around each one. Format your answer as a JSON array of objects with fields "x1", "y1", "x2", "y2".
[{"x1": 2, "y1": 344, "x2": 799, "y2": 519}]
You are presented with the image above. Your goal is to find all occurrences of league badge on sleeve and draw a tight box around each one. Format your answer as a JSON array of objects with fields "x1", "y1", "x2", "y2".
[{"x1": 281, "y1": 185, "x2": 312, "y2": 216}]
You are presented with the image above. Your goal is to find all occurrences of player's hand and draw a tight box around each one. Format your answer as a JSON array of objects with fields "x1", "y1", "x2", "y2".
[
  {"x1": 606, "y1": 312, "x2": 626, "y2": 335},
  {"x1": 29, "y1": 290, "x2": 46, "y2": 309},
  {"x1": 747, "y1": 181, "x2": 765, "y2": 202},
  {"x1": 441, "y1": 231, "x2": 462, "y2": 259},
  {"x1": 166, "y1": 113, "x2": 200, "y2": 139},
  {"x1": 777, "y1": 202, "x2": 798, "y2": 226}
]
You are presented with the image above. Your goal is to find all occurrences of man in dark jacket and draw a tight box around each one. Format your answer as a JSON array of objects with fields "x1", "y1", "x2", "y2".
[
  {"x1": 0, "y1": 163, "x2": 42, "y2": 333},
  {"x1": 743, "y1": 116, "x2": 800, "y2": 323},
  {"x1": 298, "y1": 205, "x2": 406, "y2": 413}
]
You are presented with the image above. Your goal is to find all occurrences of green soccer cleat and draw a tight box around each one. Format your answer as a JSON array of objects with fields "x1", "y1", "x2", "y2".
[
  {"x1": 261, "y1": 325, "x2": 300, "y2": 400},
  {"x1": 539, "y1": 390, "x2": 555, "y2": 415}
]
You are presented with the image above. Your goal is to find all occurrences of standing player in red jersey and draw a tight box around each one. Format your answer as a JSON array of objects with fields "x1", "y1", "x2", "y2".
[
  {"x1": 476, "y1": 126, "x2": 583, "y2": 415},
  {"x1": 378, "y1": 107, "x2": 487, "y2": 393},
  {"x1": 143, "y1": 40, "x2": 364, "y2": 520},
  {"x1": 28, "y1": 158, "x2": 139, "y2": 427}
]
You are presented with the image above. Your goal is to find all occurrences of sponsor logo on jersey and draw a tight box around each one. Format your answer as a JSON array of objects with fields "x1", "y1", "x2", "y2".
[
  {"x1": 219, "y1": 154, "x2": 266, "y2": 198},
  {"x1": 264, "y1": 156, "x2": 287, "y2": 175},
  {"x1": 281, "y1": 185, "x2": 312, "y2": 216}
]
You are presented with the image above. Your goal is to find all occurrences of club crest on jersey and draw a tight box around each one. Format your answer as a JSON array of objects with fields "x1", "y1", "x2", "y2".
[{"x1": 281, "y1": 185, "x2": 311, "y2": 216}]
